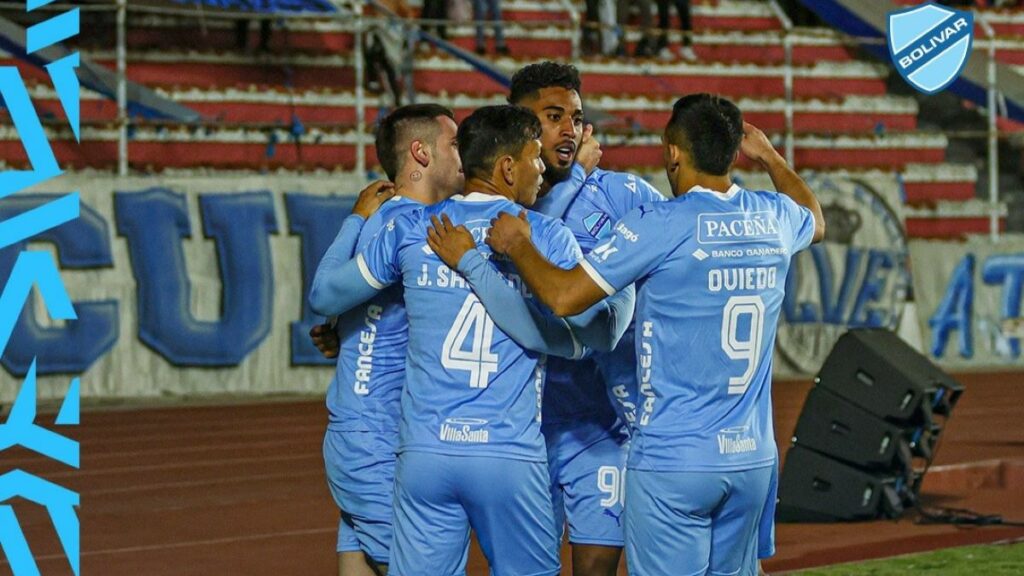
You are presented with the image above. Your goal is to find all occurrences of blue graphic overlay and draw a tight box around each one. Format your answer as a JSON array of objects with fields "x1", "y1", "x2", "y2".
[{"x1": 0, "y1": 2, "x2": 83, "y2": 572}]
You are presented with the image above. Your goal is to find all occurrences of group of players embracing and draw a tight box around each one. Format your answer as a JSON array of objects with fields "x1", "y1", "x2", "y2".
[{"x1": 306, "y1": 61, "x2": 825, "y2": 576}]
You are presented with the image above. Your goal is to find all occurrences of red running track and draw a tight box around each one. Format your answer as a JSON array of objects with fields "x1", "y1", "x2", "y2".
[{"x1": 2, "y1": 372, "x2": 1022, "y2": 575}]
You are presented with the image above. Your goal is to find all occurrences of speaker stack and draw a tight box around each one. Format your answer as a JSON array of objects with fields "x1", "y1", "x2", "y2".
[{"x1": 778, "y1": 329, "x2": 964, "y2": 522}]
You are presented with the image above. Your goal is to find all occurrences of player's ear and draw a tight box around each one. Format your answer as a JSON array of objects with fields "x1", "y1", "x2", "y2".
[
  {"x1": 665, "y1": 143, "x2": 681, "y2": 175},
  {"x1": 411, "y1": 139, "x2": 430, "y2": 168},
  {"x1": 500, "y1": 155, "x2": 515, "y2": 186}
]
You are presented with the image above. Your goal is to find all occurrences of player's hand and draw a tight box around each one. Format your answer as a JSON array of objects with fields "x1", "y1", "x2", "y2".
[
  {"x1": 352, "y1": 180, "x2": 396, "y2": 219},
  {"x1": 740, "y1": 122, "x2": 784, "y2": 169},
  {"x1": 487, "y1": 211, "x2": 532, "y2": 255},
  {"x1": 427, "y1": 213, "x2": 476, "y2": 268},
  {"x1": 576, "y1": 123, "x2": 602, "y2": 175},
  {"x1": 309, "y1": 322, "x2": 340, "y2": 359}
]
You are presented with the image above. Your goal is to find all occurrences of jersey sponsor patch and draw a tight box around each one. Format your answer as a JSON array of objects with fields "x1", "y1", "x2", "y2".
[
  {"x1": 697, "y1": 211, "x2": 780, "y2": 245},
  {"x1": 583, "y1": 211, "x2": 611, "y2": 238},
  {"x1": 439, "y1": 417, "x2": 490, "y2": 443}
]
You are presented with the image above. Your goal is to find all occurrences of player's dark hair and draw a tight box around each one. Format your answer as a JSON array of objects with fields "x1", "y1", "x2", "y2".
[
  {"x1": 458, "y1": 105, "x2": 542, "y2": 181},
  {"x1": 375, "y1": 103, "x2": 455, "y2": 181},
  {"x1": 665, "y1": 94, "x2": 744, "y2": 176},
  {"x1": 508, "y1": 62, "x2": 582, "y2": 104}
]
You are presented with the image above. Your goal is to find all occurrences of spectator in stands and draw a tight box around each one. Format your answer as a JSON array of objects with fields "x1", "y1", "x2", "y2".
[
  {"x1": 779, "y1": 0, "x2": 819, "y2": 27},
  {"x1": 583, "y1": 0, "x2": 602, "y2": 55},
  {"x1": 234, "y1": 18, "x2": 272, "y2": 52},
  {"x1": 473, "y1": 0, "x2": 509, "y2": 55},
  {"x1": 365, "y1": 0, "x2": 411, "y2": 106},
  {"x1": 421, "y1": 0, "x2": 448, "y2": 41},
  {"x1": 615, "y1": 0, "x2": 658, "y2": 57},
  {"x1": 654, "y1": 0, "x2": 696, "y2": 61}
]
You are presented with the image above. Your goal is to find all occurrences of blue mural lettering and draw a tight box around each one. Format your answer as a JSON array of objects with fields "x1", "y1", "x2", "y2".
[
  {"x1": 849, "y1": 249, "x2": 895, "y2": 328},
  {"x1": 929, "y1": 254, "x2": 974, "y2": 358},
  {"x1": 981, "y1": 254, "x2": 1024, "y2": 358},
  {"x1": 284, "y1": 193, "x2": 355, "y2": 365},
  {"x1": 114, "y1": 189, "x2": 277, "y2": 366},
  {"x1": 0, "y1": 195, "x2": 117, "y2": 375}
]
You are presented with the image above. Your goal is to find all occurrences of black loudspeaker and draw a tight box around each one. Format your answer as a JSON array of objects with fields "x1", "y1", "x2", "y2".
[
  {"x1": 778, "y1": 329, "x2": 964, "y2": 522},
  {"x1": 817, "y1": 329, "x2": 963, "y2": 425},
  {"x1": 793, "y1": 387, "x2": 913, "y2": 472},
  {"x1": 777, "y1": 445, "x2": 907, "y2": 522}
]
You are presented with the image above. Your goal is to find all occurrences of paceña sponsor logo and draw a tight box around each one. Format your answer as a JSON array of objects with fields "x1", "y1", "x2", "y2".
[{"x1": 698, "y1": 212, "x2": 780, "y2": 245}]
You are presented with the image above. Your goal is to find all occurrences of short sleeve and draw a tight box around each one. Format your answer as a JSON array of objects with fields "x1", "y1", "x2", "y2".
[
  {"x1": 536, "y1": 217, "x2": 584, "y2": 270},
  {"x1": 581, "y1": 206, "x2": 673, "y2": 295},
  {"x1": 356, "y1": 214, "x2": 408, "y2": 289},
  {"x1": 778, "y1": 195, "x2": 816, "y2": 253}
]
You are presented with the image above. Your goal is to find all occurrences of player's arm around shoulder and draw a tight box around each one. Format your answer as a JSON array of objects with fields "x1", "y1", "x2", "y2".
[
  {"x1": 307, "y1": 206, "x2": 416, "y2": 317},
  {"x1": 424, "y1": 211, "x2": 583, "y2": 359},
  {"x1": 486, "y1": 211, "x2": 609, "y2": 318}
]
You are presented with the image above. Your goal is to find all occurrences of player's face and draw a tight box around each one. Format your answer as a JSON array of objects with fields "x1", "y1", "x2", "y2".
[
  {"x1": 521, "y1": 87, "x2": 584, "y2": 187},
  {"x1": 512, "y1": 139, "x2": 546, "y2": 207},
  {"x1": 431, "y1": 115, "x2": 464, "y2": 196}
]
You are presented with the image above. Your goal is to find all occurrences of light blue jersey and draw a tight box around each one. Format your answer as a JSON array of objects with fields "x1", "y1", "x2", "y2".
[
  {"x1": 547, "y1": 168, "x2": 666, "y2": 427},
  {"x1": 535, "y1": 167, "x2": 665, "y2": 547},
  {"x1": 328, "y1": 196, "x2": 423, "y2": 434},
  {"x1": 357, "y1": 192, "x2": 583, "y2": 462},
  {"x1": 580, "y1": 184, "x2": 816, "y2": 472}
]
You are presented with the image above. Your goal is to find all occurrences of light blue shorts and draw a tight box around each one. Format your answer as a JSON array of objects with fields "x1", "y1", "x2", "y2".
[
  {"x1": 625, "y1": 466, "x2": 773, "y2": 576},
  {"x1": 757, "y1": 457, "x2": 779, "y2": 559},
  {"x1": 389, "y1": 451, "x2": 558, "y2": 576},
  {"x1": 545, "y1": 420, "x2": 628, "y2": 547},
  {"x1": 323, "y1": 429, "x2": 396, "y2": 563}
]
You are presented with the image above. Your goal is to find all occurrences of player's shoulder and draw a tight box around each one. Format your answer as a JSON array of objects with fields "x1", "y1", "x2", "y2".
[
  {"x1": 525, "y1": 206, "x2": 572, "y2": 241},
  {"x1": 375, "y1": 198, "x2": 429, "y2": 240},
  {"x1": 365, "y1": 196, "x2": 424, "y2": 231},
  {"x1": 589, "y1": 168, "x2": 664, "y2": 200},
  {"x1": 736, "y1": 186, "x2": 802, "y2": 215}
]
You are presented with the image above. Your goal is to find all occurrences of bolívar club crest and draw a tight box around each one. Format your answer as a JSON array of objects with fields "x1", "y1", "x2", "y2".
[{"x1": 888, "y1": 2, "x2": 974, "y2": 95}]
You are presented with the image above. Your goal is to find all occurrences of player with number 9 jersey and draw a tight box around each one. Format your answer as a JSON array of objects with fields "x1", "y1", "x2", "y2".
[
  {"x1": 580, "y1": 184, "x2": 814, "y2": 472},
  {"x1": 482, "y1": 95, "x2": 825, "y2": 576}
]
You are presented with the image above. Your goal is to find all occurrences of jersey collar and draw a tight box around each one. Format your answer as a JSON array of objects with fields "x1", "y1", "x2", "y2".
[
  {"x1": 452, "y1": 191, "x2": 509, "y2": 203},
  {"x1": 686, "y1": 183, "x2": 742, "y2": 200}
]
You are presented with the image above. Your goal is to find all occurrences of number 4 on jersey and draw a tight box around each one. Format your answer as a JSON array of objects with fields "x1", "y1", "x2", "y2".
[{"x1": 442, "y1": 294, "x2": 499, "y2": 388}]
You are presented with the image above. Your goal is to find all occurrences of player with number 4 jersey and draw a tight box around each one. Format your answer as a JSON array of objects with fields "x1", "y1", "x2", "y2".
[
  {"x1": 309, "y1": 106, "x2": 634, "y2": 576},
  {"x1": 483, "y1": 95, "x2": 826, "y2": 576}
]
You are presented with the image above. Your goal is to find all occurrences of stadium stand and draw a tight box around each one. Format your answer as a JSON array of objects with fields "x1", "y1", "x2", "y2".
[{"x1": 0, "y1": 0, "x2": 1019, "y2": 237}]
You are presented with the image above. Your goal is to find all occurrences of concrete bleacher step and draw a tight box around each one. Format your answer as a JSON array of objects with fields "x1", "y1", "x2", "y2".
[
  {"x1": 439, "y1": 0, "x2": 780, "y2": 30},
  {"x1": 904, "y1": 199, "x2": 1008, "y2": 239},
  {"x1": 72, "y1": 0, "x2": 837, "y2": 64},
  {"x1": 0, "y1": 123, "x2": 951, "y2": 173},
  {"x1": 413, "y1": 54, "x2": 890, "y2": 98},
  {"x1": 902, "y1": 163, "x2": 978, "y2": 204},
  {"x1": 588, "y1": 94, "x2": 918, "y2": 132},
  {"x1": 874, "y1": 0, "x2": 1024, "y2": 40},
  {"x1": 13, "y1": 79, "x2": 919, "y2": 136},
  {"x1": 598, "y1": 132, "x2": 948, "y2": 170},
  {"x1": 0, "y1": 48, "x2": 890, "y2": 98}
]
